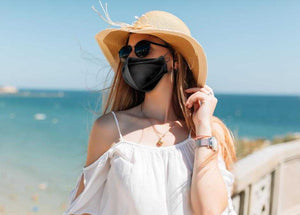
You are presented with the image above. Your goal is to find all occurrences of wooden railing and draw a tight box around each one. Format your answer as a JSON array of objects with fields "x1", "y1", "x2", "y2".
[{"x1": 230, "y1": 139, "x2": 300, "y2": 215}]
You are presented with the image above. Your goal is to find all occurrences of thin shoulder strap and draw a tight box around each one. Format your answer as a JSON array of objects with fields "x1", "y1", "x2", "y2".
[
  {"x1": 111, "y1": 111, "x2": 124, "y2": 141},
  {"x1": 188, "y1": 130, "x2": 191, "y2": 139}
]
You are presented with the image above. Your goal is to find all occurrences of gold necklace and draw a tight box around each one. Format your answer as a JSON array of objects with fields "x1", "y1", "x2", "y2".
[{"x1": 140, "y1": 104, "x2": 178, "y2": 147}]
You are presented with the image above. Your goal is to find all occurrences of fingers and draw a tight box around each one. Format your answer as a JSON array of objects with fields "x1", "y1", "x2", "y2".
[
  {"x1": 185, "y1": 91, "x2": 209, "y2": 108},
  {"x1": 204, "y1": 85, "x2": 213, "y2": 92},
  {"x1": 199, "y1": 87, "x2": 211, "y2": 95},
  {"x1": 184, "y1": 85, "x2": 216, "y2": 108}
]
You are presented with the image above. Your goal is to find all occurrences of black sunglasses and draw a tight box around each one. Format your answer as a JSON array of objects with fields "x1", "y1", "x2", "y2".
[{"x1": 118, "y1": 40, "x2": 171, "y2": 62}]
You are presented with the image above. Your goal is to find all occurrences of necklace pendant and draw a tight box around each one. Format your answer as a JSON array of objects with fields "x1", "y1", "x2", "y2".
[{"x1": 157, "y1": 138, "x2": 163, "y2": 147}]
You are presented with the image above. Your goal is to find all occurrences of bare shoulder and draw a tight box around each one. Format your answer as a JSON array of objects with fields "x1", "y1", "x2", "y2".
[{"x1": 84, "y1": 111, "x2": 120, "y2": 168}]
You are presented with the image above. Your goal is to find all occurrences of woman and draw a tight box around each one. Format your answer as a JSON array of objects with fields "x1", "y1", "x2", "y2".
[{"x1": 63, "y1": 7, "x2": 237, "y2": 215}]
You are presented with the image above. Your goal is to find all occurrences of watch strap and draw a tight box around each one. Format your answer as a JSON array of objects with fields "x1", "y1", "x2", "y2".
[{"x1": 195, "y1": 136, "x2": 218, "y2": 151}]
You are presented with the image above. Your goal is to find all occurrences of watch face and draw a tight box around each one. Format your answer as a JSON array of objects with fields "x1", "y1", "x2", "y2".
[{"x1": 210, "y1": 137, "x2": 218, "y2": 151}]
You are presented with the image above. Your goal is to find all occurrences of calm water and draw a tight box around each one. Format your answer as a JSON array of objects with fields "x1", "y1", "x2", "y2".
[{"x1": 0, "y1": 89, "x2": 299, "y2": 213}]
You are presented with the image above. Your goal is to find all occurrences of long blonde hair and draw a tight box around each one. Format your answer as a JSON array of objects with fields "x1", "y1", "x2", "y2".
[{"x1": 99, "y1": 42, "x2": 237, "y2": 171}]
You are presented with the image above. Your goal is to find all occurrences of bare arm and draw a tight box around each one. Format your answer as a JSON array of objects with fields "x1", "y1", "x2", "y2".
[
  {"x1": 190, "y1": 122, "x2": 228, "y2": 215},
  {"x1": 72, "y1": 114, "x2": 115, "y2": 205}
]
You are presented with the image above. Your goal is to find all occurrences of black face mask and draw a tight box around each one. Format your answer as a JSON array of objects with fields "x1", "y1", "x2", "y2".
[{"x1": 121, "y1": 56, "x2": 169, "y2": 92}]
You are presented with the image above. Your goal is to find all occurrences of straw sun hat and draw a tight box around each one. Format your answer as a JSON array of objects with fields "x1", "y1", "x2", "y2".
[{"x1": 92, "y1": 2, "x2": 207, "y2": 87}]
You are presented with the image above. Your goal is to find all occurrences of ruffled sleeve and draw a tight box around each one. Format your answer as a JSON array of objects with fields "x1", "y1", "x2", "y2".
[
  {"x1": 63, "y1": 148, "x2": 113, "y2": 215},
  {"x1": 217, "y1": 154, "x2": 237, "y2": 215}
]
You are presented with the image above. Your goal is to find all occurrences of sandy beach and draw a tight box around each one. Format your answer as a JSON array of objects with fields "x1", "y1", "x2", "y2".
[{"x1": 0, "y1": 161, "x2": 69, "y2": 215}]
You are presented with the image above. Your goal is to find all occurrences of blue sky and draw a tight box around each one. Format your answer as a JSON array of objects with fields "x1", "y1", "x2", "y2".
[{"x1": 1, "y1": 0, "x2": 299, "y2": 95}]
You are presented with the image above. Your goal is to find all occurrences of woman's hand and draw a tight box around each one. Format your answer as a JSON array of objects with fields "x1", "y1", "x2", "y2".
[{"x1": 184, "y1": 85, "x2": 218, "y2": 136}]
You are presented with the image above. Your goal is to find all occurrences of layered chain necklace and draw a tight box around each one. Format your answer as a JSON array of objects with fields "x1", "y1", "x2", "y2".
[{"x1": 140, "y1": 104, "x2": 178, "y2": 147}]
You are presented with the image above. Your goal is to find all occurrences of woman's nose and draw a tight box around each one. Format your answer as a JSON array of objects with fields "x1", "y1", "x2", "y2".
[{"x1": 128, "y1": 49, "x2": 137, "y2": 58}]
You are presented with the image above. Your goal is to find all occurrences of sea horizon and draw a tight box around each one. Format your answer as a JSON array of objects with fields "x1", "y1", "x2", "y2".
[{"x1": 1, "y1": 87, "x2": 298, "y2": 97}]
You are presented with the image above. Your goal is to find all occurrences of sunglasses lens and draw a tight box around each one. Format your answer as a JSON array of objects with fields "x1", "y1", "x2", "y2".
[
  {"x1": 135, "y1": 40, "x2": 150, "y2": 58},
  {"x1": 119, "y1": 45, "x2": 132, "y2": 62}
]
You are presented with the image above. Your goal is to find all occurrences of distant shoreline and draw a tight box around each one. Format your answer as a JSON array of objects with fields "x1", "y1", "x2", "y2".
[
  {"x1": 235, "y1": 132, "x2": 300, "y2": 160},
  {"x1": 3, "y1": 88, "x2": 298, "y2": 97}
]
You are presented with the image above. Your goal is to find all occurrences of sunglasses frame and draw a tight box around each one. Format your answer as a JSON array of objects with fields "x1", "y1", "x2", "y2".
[{"x1": 118, "y1": 39, "x2": 172, "y2": 62}]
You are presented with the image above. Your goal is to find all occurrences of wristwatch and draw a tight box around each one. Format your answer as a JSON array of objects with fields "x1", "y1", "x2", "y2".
[{"x1": 195, "y1": 136, "x2": 218, "y2": 151}]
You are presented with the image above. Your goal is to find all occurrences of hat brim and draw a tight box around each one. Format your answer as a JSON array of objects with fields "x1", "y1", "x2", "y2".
[{"x1": 95, "y1": 28, "x2": 207, "y2": 87}]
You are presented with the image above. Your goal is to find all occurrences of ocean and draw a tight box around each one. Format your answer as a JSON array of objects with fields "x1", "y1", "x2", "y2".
[{"x1": 0, "y1": 89, "x2": 299, "y2": 214}]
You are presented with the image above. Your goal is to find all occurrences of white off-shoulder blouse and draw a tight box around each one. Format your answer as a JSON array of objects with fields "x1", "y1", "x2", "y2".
[{"x1": 63, "y1": 111, "x2": 237, "y2": 215}]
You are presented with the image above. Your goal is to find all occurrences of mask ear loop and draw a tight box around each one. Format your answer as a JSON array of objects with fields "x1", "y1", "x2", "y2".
[
  {"x1": 172, "y1": 50, "x2": 178, "y2": 74},
  {"x1": 166, "y1": 43, "x2": 177, "y2": 74},
  {"x1": 162, "y1": 43, "x2": 177, "y2": 74}
]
